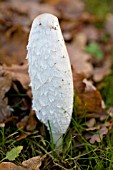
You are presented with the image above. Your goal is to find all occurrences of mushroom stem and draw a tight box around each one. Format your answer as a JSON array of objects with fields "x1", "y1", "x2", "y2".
[{"x1": 52, "y1": 133, "x2": 63, "y2": 151}]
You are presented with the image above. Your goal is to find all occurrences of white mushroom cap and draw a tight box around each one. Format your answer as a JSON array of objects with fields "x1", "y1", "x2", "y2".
[{"x1": 27, "y1": 13, "x2": 73, "y2": 148}]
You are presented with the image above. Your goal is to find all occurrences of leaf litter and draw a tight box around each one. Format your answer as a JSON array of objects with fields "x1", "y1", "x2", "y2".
[{"x1": 0, "y1": 156, "x2": 45, "y2": 170}]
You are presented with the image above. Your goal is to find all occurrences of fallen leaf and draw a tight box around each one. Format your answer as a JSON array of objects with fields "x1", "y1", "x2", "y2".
[
  {"x1": 99, "y1": 113, "x2": 108, "y2": 121},
  {"x1": 0, "y1": 98, "x2": 11, "y2": 123},
  {"x1": 0, "y1": 25, "x2": 28, "y2": 65},
  {"x1": 68, "y1": 43, "x2": 93, "y2": 78},
  {"x1": 74, "y1": 32, "x2": 87, "y2": 49},
  {"x1": 83, "y1": 79, "x2": 96, "y2": 92},
  {"x1": 22, "y1": 156, "x2": 45, "y2": 170},
  {"x1": 9, "y1": 0, "x2": 60, "y2": 22},
  {"x1": 0, "y1": 68, "x2": 12, "y2": 96},
  {"x1": 72, "y1": 68, "x2": 85, "y2": 94},
  {"x1": 104, "y1": 122, "x2": 112, "y2": 130},
  {"x1": 3, "y1": 64, "x2": 30, "y2": 90},
  {"x1": 86, "y1": 125, "x2": 100, "y2": 131},
  {"x1": 0, "y1": 67, "x2": 12, "y2": 122},
  {"x1": 26, "y1": 89, "x2": 32, "y2": 99},
  {"x1": 82, "y1": 79, "x2": 104, "y2": 112},
  {"x1": 26, "y1": 110, "x2": 38, "y2": 131},
  {"x1": 41, "y1": 0, "x2": 84, "y2": 20},
  {"x1": 60, "y1": 20, "x2": 76, "y2": 41},
  {"x1": 0, "y1": 0, "x2": 60, "y2": 27},
  {"x1": 72, "y1": 67, "x2": 103, "y2": 114},
  {"x1": 93, "y1": 56, "x2": 112, "y2": 82},
  {"x1": 85, "y1": 110, "x2": 112, "y2": 143},
  {"x1": 16, "y1": 116, "x2": 29, "y2": 130},
  {"x1": 89, "y1": 127, "x2": 108, "y2": 144},
  {"x1": 0, "y1": 156, "x2": 45, "y2": 170},
  {"x1": 79, "y1": 90, "x2": 102, "y2": 113},
  {"x1": 85, "y1": 118, "x2": 96, "y2": 128},
  {"x1": 16, "y1": 110, "x2": 37, "y2": 131},
  {"x1": 0, "y1": 1, "x2": 30, "y2": 29},
  {"x1": 82, "y1": 25, "x2": 99, "y2": 41},
  {"x1": 0, "y1": 162, "x2": 24, "y2": 170},
  {"x1": 6, "y1": 146, "x2": 23, "y2": 161},
  {"x1": 21, "y1": 98, "x2": 30, "y2": 111}
]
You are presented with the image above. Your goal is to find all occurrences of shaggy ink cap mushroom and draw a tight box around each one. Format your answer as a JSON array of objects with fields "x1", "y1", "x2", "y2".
[{"x1": 27, "y1": 13, "x2": 74, "y2": 150}]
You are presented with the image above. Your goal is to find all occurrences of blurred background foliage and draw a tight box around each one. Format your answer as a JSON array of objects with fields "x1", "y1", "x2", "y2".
[{"x1": 84, "y1": 0, "x2": 113, "y2": 18}]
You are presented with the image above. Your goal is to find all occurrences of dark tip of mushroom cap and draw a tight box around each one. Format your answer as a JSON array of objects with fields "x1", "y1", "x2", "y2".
[{"x1": 32, "y1": 13, "x2": 58, "y2": 29}]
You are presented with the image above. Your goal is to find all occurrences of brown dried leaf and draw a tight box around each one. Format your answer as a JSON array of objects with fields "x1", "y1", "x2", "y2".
[
  {"x1": 16, "y1": 116, "x2": 29, "y2": 130},
  {"x1": 86, "y1": 125, "x2": 100, "y2": 131},
  {"x1": 72, "y1": 68, "x2": 103, "y2": 114},
  {"x1": 0, "y1": 98, "x2": 11, "y2": 123},
  {"x1": 99, "y1": 113, "x2": 108, "y2": 121},
  {"x1": 22, "y1": 156, "x2": 45, "y2": 170},
  {"x1": 0, "y1": 25, "x2": 28, "y2": 65},
  {"x1": 9, "y1": 0, "x2": 60, "y2": 23},
  {"x1": 0, "y1": 0, "x2": 60, "y2": 27},
  {"x1": 0, "y1": 68, "x2": 12, "y2": 96},
  {"x1": 72, "y1": 67, "x2": 85, "y2": 94},
  {"x1": 104, "y1": 121, "x2": 112, "y2": 128},
  {"x1": 0, "y1": 67, "x2": 12, "y2": 122},
  {"x1": 3, "y1": 64, "x2": 30, "y2": 90},
  {"x1": 89, "y1": 127, "x2": 108, "y2": 144},
  {"x1": 26, "y1": 89, "x2": 32, "y2": 99},
  {"x1": 83, "y1": 79, "x2": 96, "y2": 92},
  {"x1": 0, "y1": 156, "x2": 45, "y2": 170},
  {"x1": 85, "y1": 118, "x2": 96, "y2": 128},
  {"x1": 21, "y1": 98, "x2": 30, "y2": 111},
  {"x1": 16, "y1": 110, "x2": 37, "y2": 131},
  {"x1": 60, "y1": 20, "x2": 76, "y2": 41},
  {"x1": 83, "y1": 79, "x2": 103, "y2": 113},
  {"x1": 80, "y1": 90, "x2": 102, "y2": 113},
  {"x1": 93, "y1": 56, "x2": 112, "y2": 82},
  {"x1": 41, "y1": 0, "x2": 84, "y2": 20},
  {"x1": 0, "y1": 162, "x2": 25, "y2": 170},
  {"x1": 0, "y1": 1, "x2": 30, "y2": 29},
  {"x1": 68, "y1": 43, "x2": 93, "y2": 78},
  {"x1": 74, "y1": 32, "x2": 87, "y2": 49},
  {"x1": 26, "y1": 110, "x2": 38, "y2": 131},
  {"x1": 60, "y1": 20, "x2": 76, "y2": 32},
  {"x1": 82, "y1": 25, "x2": 99, "y2": 41}
]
